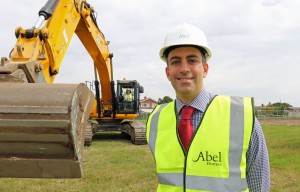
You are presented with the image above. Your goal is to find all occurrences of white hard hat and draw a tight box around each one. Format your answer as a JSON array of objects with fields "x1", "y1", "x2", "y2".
[{"x1": 159, "y1": 23, "x2": 212, "y2": 62}]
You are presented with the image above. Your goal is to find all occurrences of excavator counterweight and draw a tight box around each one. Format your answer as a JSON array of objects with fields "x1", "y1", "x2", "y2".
[{"x1": 0, "y1": 83, "x2": 94, "y2": 178}]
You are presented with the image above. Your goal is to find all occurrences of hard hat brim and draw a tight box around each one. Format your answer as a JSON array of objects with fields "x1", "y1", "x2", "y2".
[{"x1": 159, "y1": 44, "x2": 211, "y2": 62}]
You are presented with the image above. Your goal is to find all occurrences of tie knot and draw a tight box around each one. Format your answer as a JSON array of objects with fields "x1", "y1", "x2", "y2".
[{"x1": 180, "y1": 106, "x2": 195, "y2": 120}]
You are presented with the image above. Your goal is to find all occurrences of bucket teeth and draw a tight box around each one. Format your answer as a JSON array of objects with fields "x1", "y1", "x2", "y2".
[{"x1": 0, "y1": 83, "x2": 94, "y2": 178}]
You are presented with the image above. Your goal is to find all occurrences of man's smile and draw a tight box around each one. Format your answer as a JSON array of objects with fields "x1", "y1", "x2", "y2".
[{"x1": 177, "y1": 77, "x2": 193, "y2": 81}]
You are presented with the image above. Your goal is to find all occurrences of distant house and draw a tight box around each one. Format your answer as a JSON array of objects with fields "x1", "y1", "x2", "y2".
[
  {"x1": 140, "y1": 97, "x2": 157, "y2": 113},
  {"x1": 285, "y1": 107, "x2": 300, "y2": 117}
]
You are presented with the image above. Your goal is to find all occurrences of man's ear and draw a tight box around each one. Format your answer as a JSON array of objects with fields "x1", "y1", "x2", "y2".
[
  {"x1": 165, "y1": 66, "x2": 171, "y2": 81},
  {"x1": 203, "y1": 63, "x2": 209, "y2": 78}
]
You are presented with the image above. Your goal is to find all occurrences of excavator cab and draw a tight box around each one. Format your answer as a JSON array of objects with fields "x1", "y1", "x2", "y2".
[
  {"x1": 116, "y1": 80, "x2": 144, "y2": 115},
  {"x1": 86, "y1": 79, "x2": 146, "y2": 145}
]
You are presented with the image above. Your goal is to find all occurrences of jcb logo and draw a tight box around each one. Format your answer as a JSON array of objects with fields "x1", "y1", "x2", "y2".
[{"x1": 193, "y1": 151, "x2": 222, "y2": 166}]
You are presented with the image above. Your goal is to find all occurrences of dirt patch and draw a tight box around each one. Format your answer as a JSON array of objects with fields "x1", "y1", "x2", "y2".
[{"x1": 258, "y1": 118, "x2": 300, "y2": 126}]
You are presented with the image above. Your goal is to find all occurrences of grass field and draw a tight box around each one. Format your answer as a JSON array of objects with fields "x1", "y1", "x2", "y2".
[
  {"x1": 263, "y1": 125, "x2": 300, "y2": 192},
  {"x1": 0, "y1": 125, "x2": 299, "y2": 192}
]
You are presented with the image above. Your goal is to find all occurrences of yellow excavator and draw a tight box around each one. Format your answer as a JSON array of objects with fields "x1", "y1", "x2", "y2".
[{"x1": 0, "y1": 0, "x2": 145, "y2": 178}]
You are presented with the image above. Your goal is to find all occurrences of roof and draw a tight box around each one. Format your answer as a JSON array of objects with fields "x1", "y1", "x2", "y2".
[
  {"x1": 286, "y1": 107, "x2": 300, "y2": 111},
  {"x1": 140, "y1": 97, "x2": 157, "y2": 104}
]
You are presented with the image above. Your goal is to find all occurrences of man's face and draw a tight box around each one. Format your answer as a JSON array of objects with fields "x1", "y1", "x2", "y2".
[{"x1": 165, "y1": 46, "x2": 209, "y2": 103}]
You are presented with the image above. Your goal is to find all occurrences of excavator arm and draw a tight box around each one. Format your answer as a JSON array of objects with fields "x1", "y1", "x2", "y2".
[
  {"x1": 7, "y1": 0, "x2": 113, "y2": 103},
  {"x1": 0, "y1": 0, "x2": 114, "y2": 178}
]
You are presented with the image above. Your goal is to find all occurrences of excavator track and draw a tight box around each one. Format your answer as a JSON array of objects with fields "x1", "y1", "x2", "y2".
[
  {"x1": 0, "y1": 83, "x2": 94, "y2": 178},
  {"x1": 84, "y1": 122, "x2": 93, "y2": 146},
  {"x1": 121, "y1": 120, "x2": 147, "y2": 145},
  {"x1": 92, "y1": 119, "x2": 147, "y2": 145}
]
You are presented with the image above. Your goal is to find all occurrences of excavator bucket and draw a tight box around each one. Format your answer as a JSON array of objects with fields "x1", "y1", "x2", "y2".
[{"x1": 0, "y1": 83, "x2": 94, "y2": 178}]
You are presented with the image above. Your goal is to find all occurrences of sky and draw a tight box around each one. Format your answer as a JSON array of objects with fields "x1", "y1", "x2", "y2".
[{"x1": 0, "y1": 0, "x2": 299, "y2": 106}]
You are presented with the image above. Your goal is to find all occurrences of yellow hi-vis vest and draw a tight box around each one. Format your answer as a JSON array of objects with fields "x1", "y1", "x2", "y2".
[
  {"x1": 125, "y1": 93, "x2": 133, "y2": 101},
  {"x1": 146, "y1": 96, "x2": 254, "y2": 192}
]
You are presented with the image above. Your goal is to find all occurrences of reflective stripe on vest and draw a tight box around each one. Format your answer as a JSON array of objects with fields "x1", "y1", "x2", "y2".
[
  {"x1": 147, "y1": 103, "x2": 169, "y2": 156},
  {"x1": 146, "y1": 96, "x2": 254, "y2": 192}
]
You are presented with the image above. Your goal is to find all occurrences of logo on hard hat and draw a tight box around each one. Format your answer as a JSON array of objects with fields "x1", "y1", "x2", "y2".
[{"x1": 178, "y1": 34, "x2": 189, "y2": 39}]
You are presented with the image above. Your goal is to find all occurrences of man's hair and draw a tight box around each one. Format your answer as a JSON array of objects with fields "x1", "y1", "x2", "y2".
[{"x1": 164, "y1": 45, "x2": 207, "y2": 65}]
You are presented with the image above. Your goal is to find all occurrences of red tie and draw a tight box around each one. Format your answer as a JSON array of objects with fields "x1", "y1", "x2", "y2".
[{"x1": 178, "y1": 106, "x2": 195, "y2": 150}]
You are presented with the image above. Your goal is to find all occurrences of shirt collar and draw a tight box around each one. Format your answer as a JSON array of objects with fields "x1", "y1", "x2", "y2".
[{"x1": 176, "y1": 88, "x2": 212, "y2": 113}]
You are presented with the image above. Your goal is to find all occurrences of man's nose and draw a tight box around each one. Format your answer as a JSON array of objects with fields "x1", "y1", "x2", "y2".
[{"x1": 180, "y1": 60, "x2": 190, "y2": 73}]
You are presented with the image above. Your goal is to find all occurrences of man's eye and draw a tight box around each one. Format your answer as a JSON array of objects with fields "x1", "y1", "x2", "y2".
[
  {"x1": 171, "y1": 60, "x2": 180, "y2": 65},
  {"x1": 188, "y1": 59, "x2": 198, "y2": 64}
]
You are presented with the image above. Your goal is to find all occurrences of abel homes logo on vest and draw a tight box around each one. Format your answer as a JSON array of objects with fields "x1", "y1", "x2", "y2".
[{"x1": 193, "y1": 151, "x2": 222, "y2": 166}]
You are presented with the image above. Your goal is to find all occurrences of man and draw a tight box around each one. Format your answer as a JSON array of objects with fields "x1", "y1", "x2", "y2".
[
  {"x1": 124, "y1": 89, "x2": 133, "y2": 102},
  {"x1": 124, "y1": 89, "x2": 133, "y2": 110},
  {"x1": 146, "y1": 23, "x2": 270, "y2": 192}
]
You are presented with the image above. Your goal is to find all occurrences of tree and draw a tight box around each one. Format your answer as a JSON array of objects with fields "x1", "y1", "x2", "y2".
[
  {"x1": 158, "y1": 96, "x2": 173, "y2": 104},
  {"x1": 270, "y1": 102, "x2": 292, "y2": 109},
  {"x1": 261, "y1": 102, "x2": 292, "y2": 117}
]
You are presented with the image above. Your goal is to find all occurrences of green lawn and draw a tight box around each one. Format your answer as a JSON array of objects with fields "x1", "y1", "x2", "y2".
[
  {"x1": 263, "y1": 125, "x2": 300, "y2": 192},
  {"x1": 0, "y1": 125, "x2": 299, "y2": 192}
]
